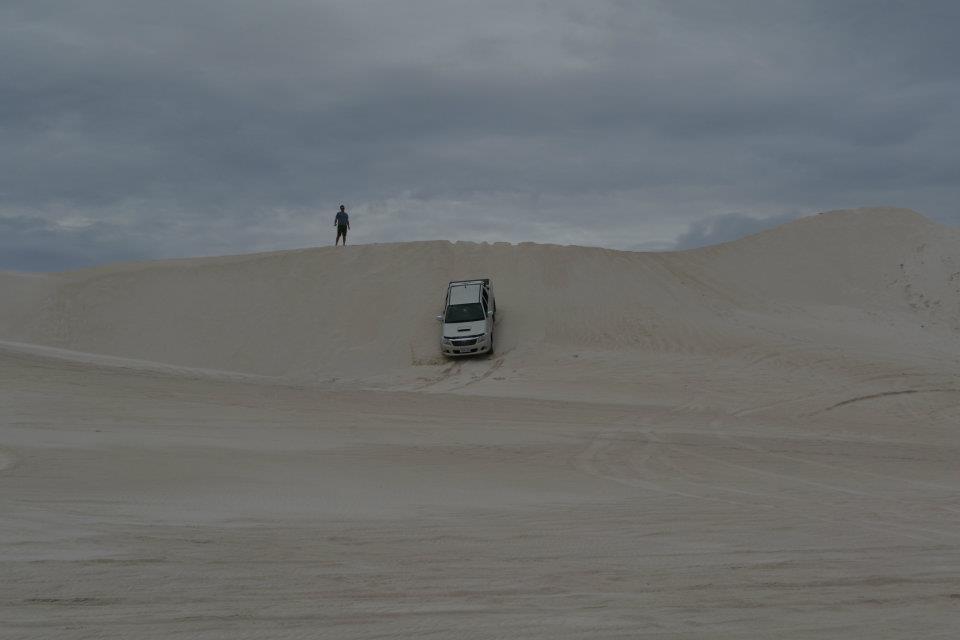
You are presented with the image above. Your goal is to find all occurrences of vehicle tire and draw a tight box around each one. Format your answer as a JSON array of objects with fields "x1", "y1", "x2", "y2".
[{"x1": 488, "y1": 330, "x2": 495, "y2": 355}]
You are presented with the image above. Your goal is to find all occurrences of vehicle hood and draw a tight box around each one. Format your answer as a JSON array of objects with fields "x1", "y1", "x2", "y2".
[{"x1": 442, "y1": 320, "x2": 486, "y2": 338}]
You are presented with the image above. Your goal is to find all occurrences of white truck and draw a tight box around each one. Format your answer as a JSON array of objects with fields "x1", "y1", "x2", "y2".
[{"x1": 436, "y1": 279, "x2": 496, "y2": 356}]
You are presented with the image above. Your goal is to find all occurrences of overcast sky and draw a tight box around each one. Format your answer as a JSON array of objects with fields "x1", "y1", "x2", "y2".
[{"x1": 2, "y1": 0, "x2": 958, "y2": 270}]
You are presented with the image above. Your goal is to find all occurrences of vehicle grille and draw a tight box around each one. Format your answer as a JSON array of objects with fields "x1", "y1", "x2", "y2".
[{"x1": 451, "y1": 338, "x2": 478, "y2": 346}]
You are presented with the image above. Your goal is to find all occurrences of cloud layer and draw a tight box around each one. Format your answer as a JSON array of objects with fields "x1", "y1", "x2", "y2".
[{"x1": 3, "y1": 1, "x2": 959, "y2": 270}]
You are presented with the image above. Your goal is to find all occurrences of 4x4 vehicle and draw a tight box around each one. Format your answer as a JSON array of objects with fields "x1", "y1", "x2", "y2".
[{"x1": 436, "y1": 279, "x2": 496, "y2": 356}]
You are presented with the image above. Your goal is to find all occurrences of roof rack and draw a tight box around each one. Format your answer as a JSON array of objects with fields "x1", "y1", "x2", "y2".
[{"x1": 448, "y1": 278, "x2": 490, "y2": 286}]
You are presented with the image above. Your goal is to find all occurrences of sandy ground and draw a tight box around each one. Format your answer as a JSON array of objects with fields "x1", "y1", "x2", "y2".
[{"x1": 1, "y1": 208, "x2": 959, "y2": 638}]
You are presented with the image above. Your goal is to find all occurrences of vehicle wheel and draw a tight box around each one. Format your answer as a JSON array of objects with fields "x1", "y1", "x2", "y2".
[{"x1": 488, "y1": 330, "x2": 495, "y2": 355}]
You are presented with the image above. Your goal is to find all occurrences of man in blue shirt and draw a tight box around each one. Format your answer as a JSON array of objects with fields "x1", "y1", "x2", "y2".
[{"x1": 334, "y1": 205, "x2": 350, "y2": 246}]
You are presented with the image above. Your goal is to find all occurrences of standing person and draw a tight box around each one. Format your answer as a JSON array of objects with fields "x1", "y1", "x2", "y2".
[{"x1": 334, "y1": 204, "x2": 350, "y2": 246}]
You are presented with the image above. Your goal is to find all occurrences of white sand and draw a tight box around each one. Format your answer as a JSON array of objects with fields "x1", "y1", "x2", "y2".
[{"x1": 1, "y1": 207, "x2": 958, "y2": 638}]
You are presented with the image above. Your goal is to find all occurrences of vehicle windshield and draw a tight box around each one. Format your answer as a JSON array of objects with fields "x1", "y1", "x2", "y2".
[{"x1": 445, "y1": 303, "x2": 485, "y2": 323}]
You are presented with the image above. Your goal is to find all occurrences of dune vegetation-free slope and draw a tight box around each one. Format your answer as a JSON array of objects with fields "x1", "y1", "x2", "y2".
[
  {"x1": 1, "y1": 207, "x2": 959, "y2": 639},
  {"x1": 2, "y1": 207, "x2": 957, "y2": 382}
]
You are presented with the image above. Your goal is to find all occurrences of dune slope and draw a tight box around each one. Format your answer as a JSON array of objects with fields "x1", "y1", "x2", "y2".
[
  {"x1": 3, "y1": 207, "x2": 960, "y2": 639},
  {"x1": 1, "y1": 207, "x2": 956, "y2": 383}
]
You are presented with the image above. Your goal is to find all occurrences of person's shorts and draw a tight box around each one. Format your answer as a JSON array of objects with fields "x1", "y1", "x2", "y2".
[{"x1": 336, "y1": 225, "x2": 348, "y2": 238}]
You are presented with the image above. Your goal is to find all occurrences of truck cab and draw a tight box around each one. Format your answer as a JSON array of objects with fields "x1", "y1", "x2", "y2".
[{"x1": 437, "y1": 279, "x2": 496, "y2": 356}]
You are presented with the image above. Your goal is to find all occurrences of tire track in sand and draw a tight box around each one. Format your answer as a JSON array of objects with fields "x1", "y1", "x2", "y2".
[
  {"x1": 574, "y1": 424, "x2": 771, "y2": 508},
  {"x1": 575, "y1": 422, "x2": 958, "y2": 543}
]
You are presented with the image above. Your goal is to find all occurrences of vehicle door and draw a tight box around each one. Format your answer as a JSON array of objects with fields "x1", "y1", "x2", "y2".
[
  {"x1": 438, "y1": 288, "x2": 450, "y2": 325},
  {"x1": 481, "y1": 287, "x2": 492, "y2": 333}
]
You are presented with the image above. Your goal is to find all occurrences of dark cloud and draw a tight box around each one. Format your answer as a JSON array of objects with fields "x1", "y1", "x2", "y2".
[{"x1": 2, "y1": 1, "x2": 958, "y2": 270}]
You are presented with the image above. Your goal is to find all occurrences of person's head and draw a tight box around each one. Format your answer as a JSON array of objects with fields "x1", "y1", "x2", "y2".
[{"x1": 340, "y1": 205, "x2": 345, "y2": 212}]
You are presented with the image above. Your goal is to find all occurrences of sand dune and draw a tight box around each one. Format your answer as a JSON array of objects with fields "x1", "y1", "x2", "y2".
[
  {"x1": 2, "y1": 207, "x2": 957, "y2": 381},
  {"x1": 2, "y1": 207, "x2": 959, "y2": 638}
]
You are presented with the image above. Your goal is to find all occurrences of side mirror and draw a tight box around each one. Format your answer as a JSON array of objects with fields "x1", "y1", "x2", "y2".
[{"x1": 435, "y1": 315, "x2": 444, "y2": 322}]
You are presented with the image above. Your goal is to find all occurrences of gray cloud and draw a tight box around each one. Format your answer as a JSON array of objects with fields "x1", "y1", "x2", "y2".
[
  {"x1": 0, "y1": 214, "x2": 156, "y2": 272},
  {"x1": 673, "y1": 211, "x2": 804, "y2": 250},
  {"x1": 2, "y1": 0, "x2": 959, "y2": 270}
]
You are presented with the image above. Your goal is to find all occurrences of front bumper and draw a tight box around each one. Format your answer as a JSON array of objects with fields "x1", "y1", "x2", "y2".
[{"x1": 441, "y1": 333, "x2": 491, "y2": 356}]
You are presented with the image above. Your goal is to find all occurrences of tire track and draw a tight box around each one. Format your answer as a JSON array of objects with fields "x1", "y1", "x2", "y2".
[
  {"x1": 815, "y1": 388, "x2": 960, "y2": 414},
  {"x1": 658, "y1": 430, "x2": 960, "y2": 542},
  {"x1": 575, "y1": 422, "x2": 960, "y2": 543},
  {"x1": 574, "y1": 425, "x2": 774, "y2": 508}
]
